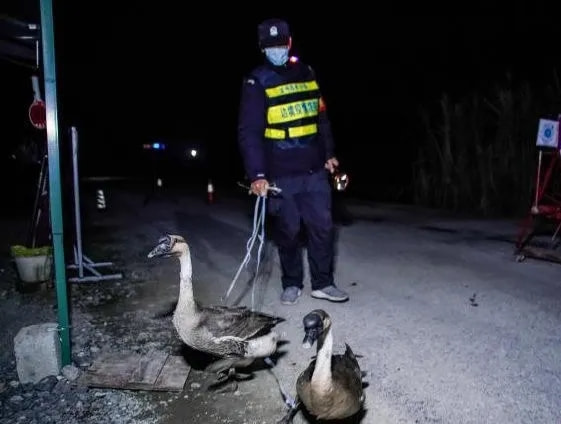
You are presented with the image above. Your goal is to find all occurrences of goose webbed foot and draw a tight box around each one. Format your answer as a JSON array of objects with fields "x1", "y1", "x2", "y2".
[
  {"x1": 206, "y1": 367, "x2": 252, "y2": 393},
  {"x1": 205, "y1": 358, "x2": 236, "y2": 374},
  {"x1": 207, "y1": 378, "x2": 238, "y2": 393},
  {"x1": 232, "y1": 371, "x2": 253, "y2": 381}
]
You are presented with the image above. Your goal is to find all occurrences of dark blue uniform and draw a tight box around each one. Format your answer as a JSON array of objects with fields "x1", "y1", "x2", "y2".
[{"x1": 237, "y1": 58, "x2": 337, "y2": 291}]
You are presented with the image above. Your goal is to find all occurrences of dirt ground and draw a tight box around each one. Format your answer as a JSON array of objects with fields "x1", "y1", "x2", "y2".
[{"x1": 1, "y1": 184, "x2": 353, "y2": 424}]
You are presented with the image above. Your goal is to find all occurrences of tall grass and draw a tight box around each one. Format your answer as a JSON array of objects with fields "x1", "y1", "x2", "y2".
[{"x1": 413, "y1": 71, "x2": 561, "y2": 217}]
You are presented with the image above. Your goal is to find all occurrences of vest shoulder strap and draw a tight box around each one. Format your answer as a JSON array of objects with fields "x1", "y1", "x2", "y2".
[{"x1": 249, "y1": 62, "x2": 315, "y2": 88}]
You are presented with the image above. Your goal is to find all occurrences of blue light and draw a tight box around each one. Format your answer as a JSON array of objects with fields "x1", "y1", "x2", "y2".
[{"x1": 152, "y1": 142, "x2": 161, "y2": 149}]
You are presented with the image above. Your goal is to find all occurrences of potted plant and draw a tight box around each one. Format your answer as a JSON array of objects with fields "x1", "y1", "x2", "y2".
[{"x1": 10, "y1": 244, "x2": 53, "y2": 285}]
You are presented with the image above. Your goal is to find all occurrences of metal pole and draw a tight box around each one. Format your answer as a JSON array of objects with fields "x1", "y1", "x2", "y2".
[
  {"x1": 31, "y1": 75, "x2": 41, "y2": 101},
  {"x1": 534, "y1": 149, "x2": 542, "y2": 210},
  {"x1": 40, "y1": 0, "x2": 71, "y2": 366},
  {"x1": 71, "y1": 127, "x2": 84, "y2": 278}
]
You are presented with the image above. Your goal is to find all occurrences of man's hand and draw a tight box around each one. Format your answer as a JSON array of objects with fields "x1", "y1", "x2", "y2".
[
  {"x1": 250, "y1": 178, "x2": 270, "y2": 196},
  {"x1": 324, "y1": 157, "x2": 339, "y2": 174}
]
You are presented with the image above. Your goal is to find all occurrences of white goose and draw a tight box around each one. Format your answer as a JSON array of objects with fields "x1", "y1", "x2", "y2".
[
  {"x1": 278, "y1": 309, "x2": 365, "y2": 423},
  {"x1": 147, "y1": 234, "x2": 284, "y2": 391}
]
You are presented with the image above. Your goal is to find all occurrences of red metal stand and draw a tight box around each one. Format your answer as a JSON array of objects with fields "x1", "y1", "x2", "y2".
[{"x1": 515, "y1": 147, "x2": 561, "y2": 263}]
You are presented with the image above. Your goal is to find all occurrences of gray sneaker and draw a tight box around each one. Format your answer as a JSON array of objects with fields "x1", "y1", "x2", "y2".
[
  {"x1": 310, "y1": 285, "x2": 349, "y2": 302},
  {"x1": 281, "y1": 286, "x2": 302, "y2": 305}
]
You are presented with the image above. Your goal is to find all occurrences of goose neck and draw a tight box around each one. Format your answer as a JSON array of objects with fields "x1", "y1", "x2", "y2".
[
  {"x1": 177, "y1": 250, "x2": 195, "y2": 310},
  {"x1": 311, "y1": 328, "x2": 333, "y2": 385}
]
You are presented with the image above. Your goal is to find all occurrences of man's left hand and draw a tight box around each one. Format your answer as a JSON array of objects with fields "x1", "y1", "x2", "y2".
[{"x1": 324, "y1": 157, "x2": 339, "y2": 174}]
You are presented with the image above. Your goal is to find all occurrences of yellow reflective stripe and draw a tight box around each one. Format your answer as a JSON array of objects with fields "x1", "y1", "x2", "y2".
[
  {"x1": 264, "y1": 124, "x2": 318, "y2": 139},
  {"x1": 288, "y1": 123, "x2": 317, "y2": 138},
  {"x1": 265, "y1": 81, "x2": 319, "y2": 98},
  {"x1": 267, "y1": 99, "x2": 319, "y2": 124},
  {"x1": 264, "y1": 128, "x2": 285, "y2": 139}
]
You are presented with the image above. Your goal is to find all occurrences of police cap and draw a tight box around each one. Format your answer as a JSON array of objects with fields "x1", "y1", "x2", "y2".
[{"x1": 258, "y1": 18, "x2": 291, "y2": 48}]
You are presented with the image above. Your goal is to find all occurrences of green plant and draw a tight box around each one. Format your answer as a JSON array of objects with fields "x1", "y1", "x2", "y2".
[{"x1": 10, "y1": 245, "x2": 53, "y2": 258}]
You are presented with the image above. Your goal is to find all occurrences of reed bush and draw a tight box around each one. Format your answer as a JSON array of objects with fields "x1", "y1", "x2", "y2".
[{"x1": 413, "y1": 71, "x2": 561, "y2": 217}]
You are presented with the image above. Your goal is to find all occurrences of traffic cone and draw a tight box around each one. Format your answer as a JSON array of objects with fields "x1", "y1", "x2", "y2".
[
  {"x1": 96, "y1": 189, "x2": 106, "y2": 211},
  {"x1": 207, "y1": 179, "x2": 214, "y2": 204}
]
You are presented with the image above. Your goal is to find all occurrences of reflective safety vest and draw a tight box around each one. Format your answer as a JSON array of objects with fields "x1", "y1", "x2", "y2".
[{"x1": 252, "y1": 64, "x2": 321, "y2": 149}]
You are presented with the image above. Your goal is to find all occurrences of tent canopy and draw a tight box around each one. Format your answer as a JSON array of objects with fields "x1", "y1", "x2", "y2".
[{"x1": 0, "y1": 14, "x2": 40, "y2": 69}]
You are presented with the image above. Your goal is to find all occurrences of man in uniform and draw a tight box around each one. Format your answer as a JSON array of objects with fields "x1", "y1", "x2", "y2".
[{"x1": 237, "y1": 18, "x2": 349, "y2": 305}]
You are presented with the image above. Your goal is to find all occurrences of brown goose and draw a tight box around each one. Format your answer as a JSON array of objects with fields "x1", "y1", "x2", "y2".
[
  {"x1": 278, "y1": 309, "x2": 365, "y2": 423},
  {"x1": 147, "y1": 234, "x2": 284, "y2": 391}
]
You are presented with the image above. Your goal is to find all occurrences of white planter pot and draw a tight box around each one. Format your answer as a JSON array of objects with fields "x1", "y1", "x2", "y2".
[{"x1": 14, "y1": 255, "x2": 52, "y2": 283}]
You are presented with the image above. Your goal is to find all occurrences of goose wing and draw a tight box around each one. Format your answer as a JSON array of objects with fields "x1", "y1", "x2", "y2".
[
  {"x1": 199, "y1": 305, "x2": 284, "y2": 341},
  {"x1": 331, "y1": 344, "x2": 363, "y2": 392}
]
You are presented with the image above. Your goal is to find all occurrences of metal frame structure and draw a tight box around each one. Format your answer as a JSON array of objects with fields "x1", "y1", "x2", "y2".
[
  {"x1": 0, "y1": 14, "x2": 40, "y2": 69},
  {"x1": 3, "y1": 2, "x2": 127, "y2": 367},
  {"x1": 66, "y1": 127, "x2": 123, "y2": 283},
  {"x1": 2, "y1": 11, "x2": 71, "y2": 364}
]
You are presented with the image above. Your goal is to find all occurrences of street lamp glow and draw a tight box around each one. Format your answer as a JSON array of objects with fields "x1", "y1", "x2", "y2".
[{"x1": 189, "y1": 149, "x2": 198, "y2": 158}]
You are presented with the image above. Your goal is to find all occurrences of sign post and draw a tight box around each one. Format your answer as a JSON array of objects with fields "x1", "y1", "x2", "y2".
[{"x1": 40, "y1": 0, "x2": 71, "y2": 366}]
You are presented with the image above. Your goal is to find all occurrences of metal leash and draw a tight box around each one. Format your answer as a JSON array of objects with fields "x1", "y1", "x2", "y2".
[
  {"x1": 221, "y1": 183, "x2": 281, "y2": 309},
  {"x1": 224, "y1": 183, "x2": 295, "y2": 410},
  {"x1": 264, "y1": 357, "x2": 299, "y2": 410}
]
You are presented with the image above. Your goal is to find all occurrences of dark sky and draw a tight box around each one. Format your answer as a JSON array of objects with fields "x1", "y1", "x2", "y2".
[{"x1": 3, "y1": 2, "x2": 561, "y2": 192}]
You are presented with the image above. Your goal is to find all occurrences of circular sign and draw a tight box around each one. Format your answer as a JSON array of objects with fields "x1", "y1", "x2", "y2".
[{"x1": 28, "y1": 99, "x2": 46, "y2": 130}]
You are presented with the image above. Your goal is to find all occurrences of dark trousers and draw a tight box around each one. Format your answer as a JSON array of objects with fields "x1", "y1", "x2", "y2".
[{"x1": 267, "y1": 170, "x2": 334, "y2": 290}]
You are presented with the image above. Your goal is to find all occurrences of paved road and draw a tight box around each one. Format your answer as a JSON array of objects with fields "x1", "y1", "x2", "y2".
[{"x1": 106, "y1": 187, "x2": 561, "y2": 424}]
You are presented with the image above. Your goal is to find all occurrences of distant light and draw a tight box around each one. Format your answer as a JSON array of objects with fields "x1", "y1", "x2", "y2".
[
  {"x1": 143, "y1": 143, "x2": 151, "y2": 150},
  {"x1": 189, "y1": 149, "x2": 198, "y2": 158},
  {"x1": 152, "y1": 142, "x2": 161, "y2": 149},
  {"x1": 289, "y1": 56, "x2": 298, "y2": 63}
]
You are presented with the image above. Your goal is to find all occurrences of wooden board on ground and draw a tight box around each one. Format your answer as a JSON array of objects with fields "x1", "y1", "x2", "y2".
[
  {"x1": 78, "y1": 350, "x2": 191, "y2": 392},
  {"x1": 519, "y1": 246, "x2": 561, "y2": 264}
]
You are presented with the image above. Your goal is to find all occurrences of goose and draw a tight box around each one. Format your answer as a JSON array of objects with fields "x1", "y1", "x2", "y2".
[
  {"x1": 147, "y1": 234, "x2": 284, "y2": 391},
  {"x1": 278, "y1": 309, "x2": 365, "y2": 423}
]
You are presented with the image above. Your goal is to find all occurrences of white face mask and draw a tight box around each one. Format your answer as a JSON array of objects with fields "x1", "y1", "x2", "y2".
[{"x1": 264, "y1": 46, "x2": 289, "y2": 66}]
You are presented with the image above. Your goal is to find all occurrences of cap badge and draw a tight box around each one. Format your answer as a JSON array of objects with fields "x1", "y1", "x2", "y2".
[{"x1": 269, "y1": 26, "x2": 278, "y2": 36}]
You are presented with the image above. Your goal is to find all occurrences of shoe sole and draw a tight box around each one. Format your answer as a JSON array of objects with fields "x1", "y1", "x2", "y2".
[
  {"x1": 310, "y1": 291, "x2": 349, "y2": 302},
  {"x1": 281, "y1": 299, "x2": 300, "y2": 305}
]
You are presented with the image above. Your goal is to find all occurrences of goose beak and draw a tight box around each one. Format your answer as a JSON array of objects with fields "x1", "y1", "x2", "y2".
[
  {"x1": 302, "y1": 328, "x2": 319, "y2": 349},
  {"x1": 147, "y1": 237, "x2": 172, "y2": 258}
]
